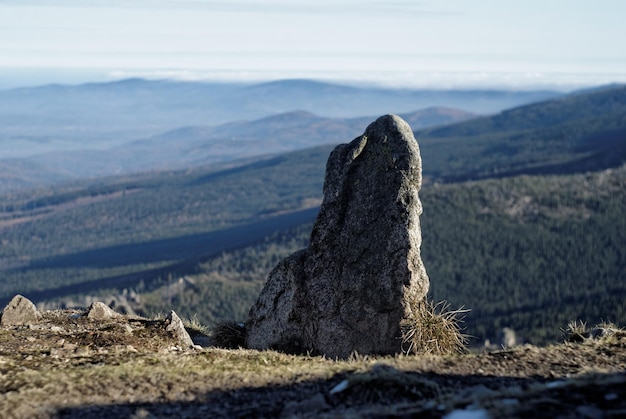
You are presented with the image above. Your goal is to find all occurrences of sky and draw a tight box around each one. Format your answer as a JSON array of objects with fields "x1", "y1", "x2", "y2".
[{"x1": 0, "y1": 0, "x2": 625, "y2": 90}]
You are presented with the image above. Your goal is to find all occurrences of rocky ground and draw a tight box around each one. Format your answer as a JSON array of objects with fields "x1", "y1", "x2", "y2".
[{"x1": 0, "y1": 300, "x2": 625, "y2": 418}]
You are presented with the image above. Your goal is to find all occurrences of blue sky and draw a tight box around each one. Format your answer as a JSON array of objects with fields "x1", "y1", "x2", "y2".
[{"x1": 0, "y1": 0, "x2": 625, "y2": 89}]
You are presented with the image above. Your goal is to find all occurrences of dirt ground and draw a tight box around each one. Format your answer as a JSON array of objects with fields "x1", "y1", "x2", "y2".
[{"x1": 0, "y1": 309, "x2": 625, "y2": 418}]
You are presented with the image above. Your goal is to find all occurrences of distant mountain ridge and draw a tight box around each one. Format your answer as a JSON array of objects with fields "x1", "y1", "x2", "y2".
[
  {"x1": 2, "y1": 81, "x2": 624, "y2": 193},
  {"x1": 418, "y1": 84, "x2": 626, "y2": 181},
  {"x1": 424, "y1": 84, "x2": 626, "y2": 137},
  {"x1": 0, "y1": 78, "x2": 560, "y2": 157},
  {"x1": 0, "y1": 107, "x2": 475, "y2": 192}
]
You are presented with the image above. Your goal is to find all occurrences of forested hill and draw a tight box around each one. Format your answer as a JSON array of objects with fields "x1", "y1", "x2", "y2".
[
  {"x1": 0, "y1": 83, "x2": 625, "y2": 345},
  {"x1": 418, "y1": 84, "x2": 626, "y2": 182},
  {"x1": 424, "y1": 84, "x2": 626, "y2": 136}
]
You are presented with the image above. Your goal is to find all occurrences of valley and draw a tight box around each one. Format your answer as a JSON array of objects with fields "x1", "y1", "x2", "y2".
[{"x1": 0, "y1": 81, "x2": 625, "y2": 347}]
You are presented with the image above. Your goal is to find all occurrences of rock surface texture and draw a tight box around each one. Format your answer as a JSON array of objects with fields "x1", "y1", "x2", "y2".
[{"x1": 246, "y1": 115, "x2": 429, "y2": 358}]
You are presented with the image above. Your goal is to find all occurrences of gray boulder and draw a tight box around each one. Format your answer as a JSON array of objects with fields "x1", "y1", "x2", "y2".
[
  {"x1": 246, "y1": 114, "x2": 429, "y2": 358},
  {"x1": 1, "y1": 294, "x2": 40, "y2": 326},
  {"x1": 165, "y1": 310, "x2": 195, "y2": 348},
  {"x1": 86, "y1": 301, "x2": 121, "y2": 320}
]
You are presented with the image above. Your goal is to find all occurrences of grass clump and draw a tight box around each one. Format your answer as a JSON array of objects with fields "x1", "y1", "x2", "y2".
[
  {"x1": 212, "y1": 321, "x2": 247, "y2": 349},
  {"x1": 562, "y1": 320, "x2": 625, "y2": 343},
  {"x1": 563, "y1": 320, "x2": 589, "y2": 343},
  {"x1": 401, "y1": 300, "x2": 469, "y2": 355},
  {"x1": 184, "y1": 314, "x2": 210, "y2": 335}
]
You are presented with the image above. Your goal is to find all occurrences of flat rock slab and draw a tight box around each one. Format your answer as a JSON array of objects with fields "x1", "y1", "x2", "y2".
[{"x1": 246, "y1": 115, "x2": 429, "y2": 358}]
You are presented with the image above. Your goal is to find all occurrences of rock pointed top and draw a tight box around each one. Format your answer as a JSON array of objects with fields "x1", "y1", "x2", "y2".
[
  {"x1": 361, "y1": 114, "x2": 422, "y2": 174},
  {"x1": 1, "y1": 294, "x2": 40, "y2": 326},
  {"x1": 86, "y1": 301, "x2": 121, "y2": 320},
  {"x1": 365, "y1": 114, "x2": 415, "y2": 139},
  {"x1": 165, "y1": 310, "x2": 195, "y2": 348}
]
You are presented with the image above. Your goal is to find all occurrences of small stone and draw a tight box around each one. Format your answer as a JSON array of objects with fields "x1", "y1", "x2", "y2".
[
  {"x1": 165, "y1": 310, "x2": 194, "y2": 348},
  {"x1": 0, "y1": 295, "x2": 40, "y2": 326},
  {"x1": 589, "y1": 325, "x2": 618, "y2": 339},
  {"x1": 500, "y1": 327, "x2": 518, "y2": 347},
  {"x1": 329, "y1": 380, "x2": 349, "y2": 395},
  {"x1": 86, "y1": 301, "x2": 121, "y2": 320}
]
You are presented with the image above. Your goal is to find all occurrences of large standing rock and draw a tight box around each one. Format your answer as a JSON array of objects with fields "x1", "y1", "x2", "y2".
[{"x1": 246, "y1": 115, "x2": 429, "y2": 358}]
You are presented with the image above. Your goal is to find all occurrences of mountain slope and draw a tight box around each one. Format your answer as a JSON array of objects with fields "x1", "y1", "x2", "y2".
[
  {"x1": 418, "y1": 85, "x2": 626, "y2": 181},
  {"x1": 1, "y1": 155, "x2": 625, "y2": 345},
  {"x1": 0, "y1": 78, "x2": 560, "y2": 160},
  {"x1": 424, "y1": 84, "x2": 626, "y2": 137},
  {"x1": 1, "y1": 85, "x2": 625, "y2": 345},
  {"x1": 0, "y1": 107, "x2": 475, "y2": 191},
  {"x1": 136, "y1": 165, "x2": 626, "y2": 346}
]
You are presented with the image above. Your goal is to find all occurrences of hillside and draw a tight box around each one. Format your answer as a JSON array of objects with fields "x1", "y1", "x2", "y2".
[
  {"x1": 0, "y1": 78, "x2": 562, "y2": 191},
  {"x1": 5, "y1": 82, "x2": 624, "y2": 192},
  {"x1": 1, "y1": 161, "x2": 624, "y2": 345},
  {"x1": 0, "y1": 78, "x2": 557, "y2": 159},
  {"x1": 1, "y1": 305, "x2": 625, "y2": 418},
  {"x1": 1, "y1": 107, "x2": 474, "y2": 189},
  {"x1": 418, "y1": 84, "x2": 626, "y2": 181},
  {"x1": 2, "y1": 83, "x2": 624, "y2": 192},
  {"x1": 132, "y1": 165, "x2": 626, "y2": 346}
]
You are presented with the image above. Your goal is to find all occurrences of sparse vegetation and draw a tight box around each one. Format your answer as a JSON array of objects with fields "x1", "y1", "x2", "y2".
[
  {"x1": 1, "y1": 310, "x2": 625, "y2": 417},
  {"x1": 562, "y1": 320, "x2": 625, "y2": 344},
  {"x1": 183, "y1": 314, "x2": 211, "y2": 337},
  {"x1": 563, "y1": 320, "x2": 589, "y2": 342}
]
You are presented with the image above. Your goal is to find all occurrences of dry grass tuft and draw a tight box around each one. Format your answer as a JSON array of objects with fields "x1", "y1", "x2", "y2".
[
  {"x1": 563, "y1": 320, "x2": 588, "y2": 343},
  {"x1": 563, "y1": 320, "x2": 625, "y2": 343},
  {"x1": 401, "y1": 300, "x2": 469, "y2": 355},
  {"x1": 184, "y1": 314, "x2": 210, "y2": 336},
  {"x1": 212, "y1": 321, "x2": 247, "y2": 349}
]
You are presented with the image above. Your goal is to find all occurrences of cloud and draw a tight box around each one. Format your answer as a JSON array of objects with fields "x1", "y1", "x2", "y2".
[
  {"x1": 105, "y1": 68, "x2": 626, "y2": 91},
  {"x1": 0, "y1": 0, "x2": 461, "y2": 17}
]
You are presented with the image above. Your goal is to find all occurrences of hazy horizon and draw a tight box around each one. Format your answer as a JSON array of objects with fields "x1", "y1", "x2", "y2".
[
  {"x1": 1, "y1": 67, "x2": 625, "y2": 93},
  {"x1": 1, "y1": 1, "x2": 625, "y2": 91}
]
